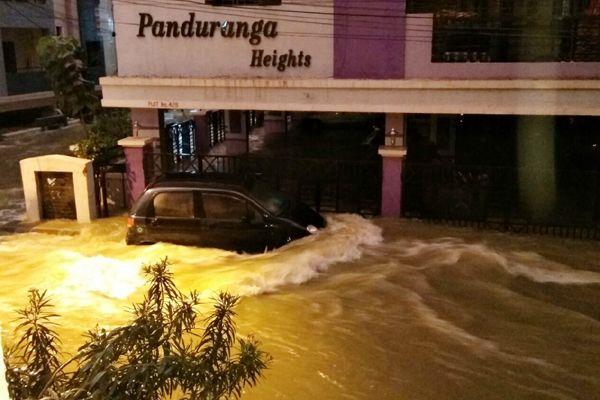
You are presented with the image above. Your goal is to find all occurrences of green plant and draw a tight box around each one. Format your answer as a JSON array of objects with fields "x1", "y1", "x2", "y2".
[
  {"x1": 36, "y1": 36, "x2": 99, "y2": 120},
  {"x1": 4, "y1": 289, "x2": 64, "y2": 399},
  {"x1": 70, "y1": 109, "x2": 130, "y2": 164},
  {"x1": 4, "y1": 259, "x2": 270, "y2": 400}
]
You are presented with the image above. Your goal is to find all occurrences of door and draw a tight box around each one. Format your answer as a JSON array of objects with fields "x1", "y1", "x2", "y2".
[
  {"x1": 145, "y1": 190, "x2": 203, "y2": 245},
  {"x1": 37, "y1": 172, "x2": 76, "y2": 220},
  {"x1": 200, "y1": 192, "x2": 272, "y2": 253}
]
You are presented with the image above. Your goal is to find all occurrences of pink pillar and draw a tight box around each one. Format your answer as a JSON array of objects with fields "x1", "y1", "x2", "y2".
[
  {"x1": 192, "y1": 112, "x2": 209, "y2": 154},
  {"x1": 118, "y1": 137, "x2": 154, "y2": 204},
  {"x1": 223, "y1": 110, "x2": 248, "y2": 156},
  {"x1": 379, "y1": 113, "x2": 407, "y2": 217},
  {"x1": 263, "y1": 112, "x2": 285, "y2": 134},
  {"x1": 130, "y1": 108, "x2": 160, "y2": 138},
  {"x1": 379, "y1": 147, "x2": 407, "y2": 217}
]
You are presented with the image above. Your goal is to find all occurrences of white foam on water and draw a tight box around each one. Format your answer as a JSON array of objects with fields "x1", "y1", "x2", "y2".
[
  {"x1": 201, "y1": 214, "x2": 384, "y2": 297},
  {"x1": 385, "y1": 238, "x2": 600, "y2": 285},
  {"x1": 55, "y1": 251, "x2": 145, "y2": 300},
  {"x1": 402, "y1": 289, "x2": 499, "y2": 354}
]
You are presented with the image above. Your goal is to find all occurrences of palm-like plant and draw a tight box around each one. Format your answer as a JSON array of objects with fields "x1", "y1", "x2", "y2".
[
  {"x1": 4, "y1": 258, "x2": 270, "y2": 400},
  {"x1": 4, "y1": 289, "x2": 64, "y2": 399}
]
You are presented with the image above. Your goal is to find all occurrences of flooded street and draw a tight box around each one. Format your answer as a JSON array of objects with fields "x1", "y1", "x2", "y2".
[{"x1": 0, "y1": 216, "x2": 599, "y2": 399}]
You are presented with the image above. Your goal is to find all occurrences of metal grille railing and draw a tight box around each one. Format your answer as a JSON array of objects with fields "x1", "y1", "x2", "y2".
[
  {"x1": 144, "y1": 153, "x2": 382, "y2": 216},
  {"x1": 403, "y1": 163, "x2": 600, "y2": 239}
]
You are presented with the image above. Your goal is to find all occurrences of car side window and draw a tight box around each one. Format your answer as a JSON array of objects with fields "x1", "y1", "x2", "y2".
[
  {"x1": 202, "y1": 193, "x2": 260, "y2": 222},
  {"x1": 246, "y1": 203, "x2": 263, "y2": 223},
  {"x1": 153, "y1": 192, "x2": 194, "y2": 218}
]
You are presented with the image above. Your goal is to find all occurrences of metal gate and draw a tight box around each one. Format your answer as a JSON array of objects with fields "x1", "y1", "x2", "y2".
[
  {"x1": 94, "y1": 162, "x2": 128, "y2": 218},
  {"x1": 402, "y1": 163, "x2": 600, "y2": 240},
  {"x1": 36, "y1": 172, "x2": 76, "y2": 220},
  {"x1": 144, "y1": 153, "x2": 382, "y2": 216}
]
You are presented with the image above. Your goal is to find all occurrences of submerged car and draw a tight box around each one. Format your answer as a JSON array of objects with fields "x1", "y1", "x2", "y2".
[{"x1": 126, "y1": 175, "x2": 326, "y2": 253}]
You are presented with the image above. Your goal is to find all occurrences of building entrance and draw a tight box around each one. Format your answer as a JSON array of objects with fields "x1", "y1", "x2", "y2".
[{"x1": 151, "y1": 111, "x2": 385, "y2": 216}]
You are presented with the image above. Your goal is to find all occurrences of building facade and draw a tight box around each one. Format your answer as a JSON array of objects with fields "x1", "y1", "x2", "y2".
[
  {"x1": 0, "y1": 0, "x2": 116, "y2": 113},
  {"x1": 101, "y1": 0, "x2": 600, "y2": 226}
]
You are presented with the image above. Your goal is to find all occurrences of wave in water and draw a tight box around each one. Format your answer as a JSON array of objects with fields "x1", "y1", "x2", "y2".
[{"x1": 380, "y1": 238, "x2": 600, "y2": 286}]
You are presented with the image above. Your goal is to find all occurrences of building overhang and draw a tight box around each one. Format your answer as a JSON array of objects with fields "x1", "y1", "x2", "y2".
[
  {"x1": 100, "y1": 77, "x2": 600, "y2": 116},
  {"x1": 0, "y1": 92, "x2": 55, "y2": 113}
]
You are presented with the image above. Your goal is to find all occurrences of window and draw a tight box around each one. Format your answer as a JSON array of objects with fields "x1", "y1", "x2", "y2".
[
  {"x1": 202, "y1": 193, "x2": 248, "y2": 220},
  {"x1": 85, "y1": 41, "x2": 104, "y2": 68},
  {"x1": 168, "y1": 120, "x2": 197, "y2": 157},
  {"x1": 205, "y1": 0, "x2": 281, "y2": 6},
  {"x1": 2, "y1": 42, "x2": 17, "y2": 73},
  {"x1": 153, "y1": 192, "x2": 194, "y2": 218}
]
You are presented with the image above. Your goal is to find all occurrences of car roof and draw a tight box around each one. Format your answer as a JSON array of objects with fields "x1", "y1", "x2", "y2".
[{"x1": 147, "y1": 174, "x2": 251, "y2": 193}]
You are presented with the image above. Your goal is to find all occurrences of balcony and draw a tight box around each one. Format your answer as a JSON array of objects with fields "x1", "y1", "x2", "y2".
[
  {"x1": 432, "y1": 12, "x2": 600, "y2": 63},
  {"x1": 6, "y1": 70, "x2": 50, "y2": 96}
]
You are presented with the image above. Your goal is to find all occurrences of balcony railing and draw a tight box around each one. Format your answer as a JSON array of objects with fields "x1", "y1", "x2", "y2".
[
  {"x1": 6, "y1": 71, "x2": 50, "y2": 96},
  {"x1": 432, "y1": 12, "x2": 600, "y2": 63}
]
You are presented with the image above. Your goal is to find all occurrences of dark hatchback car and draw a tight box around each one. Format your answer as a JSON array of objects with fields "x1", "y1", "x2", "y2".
[{"x1": 126, "y1": 176, "x2": 326, "y2": 253}]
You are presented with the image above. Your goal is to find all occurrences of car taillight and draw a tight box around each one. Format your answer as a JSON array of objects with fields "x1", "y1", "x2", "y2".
[{"x1": 127, "y1": 217, "x2": 135, "y2": 228}]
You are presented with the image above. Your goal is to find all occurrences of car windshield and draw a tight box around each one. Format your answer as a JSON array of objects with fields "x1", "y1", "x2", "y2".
[{"x1": 250, "y1": 184, "x2": 292, "y2": 216}]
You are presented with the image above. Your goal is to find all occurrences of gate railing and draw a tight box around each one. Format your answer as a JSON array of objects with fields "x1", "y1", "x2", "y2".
[
  {"x1": 94, "y1": 161, "x2": 128, "y2": 218},
  {"x1": 144, "y1": 153, "x2": 382, "y2": 216},
  {"x1": 403, "y1": 163, "x2": 600, "y2": 239}
]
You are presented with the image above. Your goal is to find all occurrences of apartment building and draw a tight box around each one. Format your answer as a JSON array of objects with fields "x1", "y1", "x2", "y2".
[
  {"x1": 0, "y1": 0, "x2": 116, "y2": 113},
  {"x1": 101, "y1": 0, "x2": 600, "y2": 229}
]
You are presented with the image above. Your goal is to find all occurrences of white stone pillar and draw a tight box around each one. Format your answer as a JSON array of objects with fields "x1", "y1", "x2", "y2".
[{"x1": 20, "y1": 155, "x2": 97, "y2": 223}]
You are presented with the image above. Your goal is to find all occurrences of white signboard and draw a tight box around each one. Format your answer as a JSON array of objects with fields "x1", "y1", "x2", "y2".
[{"x1": 113, "y1": 0, "x2": 334, "y2": 78}]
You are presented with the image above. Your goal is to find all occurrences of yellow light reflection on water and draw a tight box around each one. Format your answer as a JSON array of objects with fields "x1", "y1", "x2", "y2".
[{"x1": 57, "y1": 254, "x2": 144, "y2": 300}]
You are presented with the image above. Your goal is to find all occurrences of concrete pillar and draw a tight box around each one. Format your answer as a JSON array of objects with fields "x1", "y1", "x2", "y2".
[
  {"x1": 118, "y1": 137, "x2": 154, "y2": 204},
  {"x1": 263, "y1": 112, "x2": 286, "y2": 135},
  {"x1": 191, "y1": 110, "x2": 210, "y2": 154},
  {"x1": 517, "y1": 116, "x2": 557, "y2": 220},
  {"x1": 378, "y1": 113, "x2": 407, "y2": 217},
  {"x1": 131, "y1": 108, "x2": 161, "y2": 139},
  {"x1": 0, "y1": 29, "x2": 8, "y2": 97},
  {"x1": 222, "y1": 110, "x2": 248, "y2": 155}
]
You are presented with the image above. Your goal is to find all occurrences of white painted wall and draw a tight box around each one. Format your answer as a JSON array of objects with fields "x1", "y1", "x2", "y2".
[{"x1": 113, "y1": 0, "x2": 333, "y2": 78}]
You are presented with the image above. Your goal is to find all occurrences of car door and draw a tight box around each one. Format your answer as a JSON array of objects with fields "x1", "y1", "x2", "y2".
[
  {"x1": 145, "y1": 190, "x2": 203, "y2": 245},
  {"x1": 200, "y1": 191, "x2": 272, "y2": 253}
]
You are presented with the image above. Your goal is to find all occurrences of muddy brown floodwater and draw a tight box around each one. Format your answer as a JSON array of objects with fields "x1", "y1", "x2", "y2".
[{"x1": 1, "y1": 215, "x2": 599, "y2": 399}]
